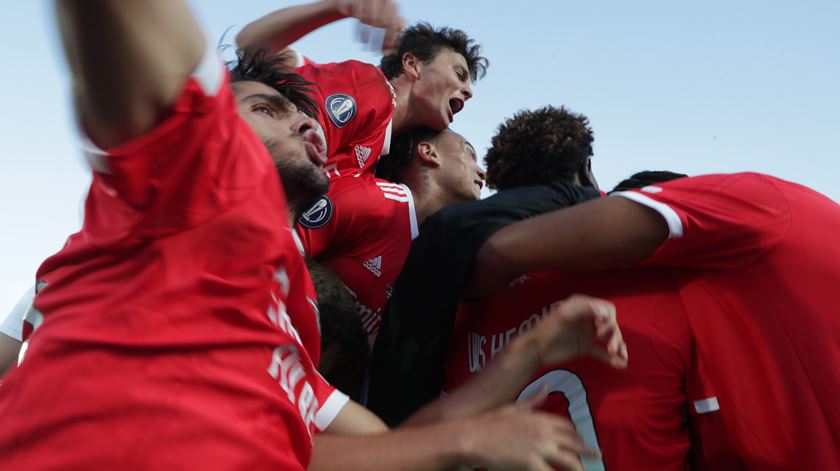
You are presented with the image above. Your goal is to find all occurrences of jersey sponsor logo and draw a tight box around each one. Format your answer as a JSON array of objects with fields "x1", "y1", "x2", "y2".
[
  {"x1": 325, "y1": 93, "x2": 357, "y2": 128},
  {"x1": 354, "y1": 145, "x2": 372, "y2": 168},
  {"x1": 363, "y1": 255, "x2": 383, "y2": 278},
  {"x1": 299, "y1": 196, "x2": 333, "y2": 229}
]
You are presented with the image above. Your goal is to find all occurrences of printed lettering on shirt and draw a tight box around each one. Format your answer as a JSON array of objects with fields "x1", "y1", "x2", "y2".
[
  {"x1": 325, "y1": 93, "x2": 357, "y2": 128},
  {"x1": 466, "y1": 299, "x2": 565, "y2": 372},
  {"x1": 299, "y1": 196, "x2": 333, "y2": 229},
  {"x1": 354, "y1": 146, "x2": 372, "y2": 168},
  {"x1": 267, "y1": 343, "x2": 321, "y2": 436},
  {"x1": 376, "y1": 181, "x2": 410, "y2": 203},
  {"x1": 508, "y1": 274, "x2": 530, "y2": 287},
  {"x1": 363, "y1": 255, "x2": 383, "y2": 278},
  {"x1": 641, "y1": 185, "x2": 663, "y2": 194}
]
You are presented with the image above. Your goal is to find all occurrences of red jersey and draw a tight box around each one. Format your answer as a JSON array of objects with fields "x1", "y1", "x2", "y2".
[
  {"x1": 296, "y1": 173, "x2": 418, "y2": 337},
  {"x1": 614, "y1": 172, "x2": 840, "y2": 469},
  {"x1": 283, "y1": 227, "x2": 322, "y2": 366},
  {"x1": 444, "y1": 268, "x2": 716, "y2": 470},
  {"x1": 0, "y1": 49, "x2": 347, "y2": 470},
  {"x1": 295, "y1": 60, "x2": 394, "y2": 178}
]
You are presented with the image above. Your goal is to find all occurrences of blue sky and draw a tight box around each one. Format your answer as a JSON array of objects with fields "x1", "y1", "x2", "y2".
[{"x1": 1, "y1": 0, "x2": 838, "y2": 315}]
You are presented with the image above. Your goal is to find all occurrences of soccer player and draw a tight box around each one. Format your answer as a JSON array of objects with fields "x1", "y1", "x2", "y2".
[
  {"x1": 297, "y1": 127, "x2": 485, "y2": 339},
  {"x1": 467, "y1": 172, "x2": 840, "y2": 468},
  {"x1": 368, "y1": 106, "x2": 602, "y2": 424},
  {"x1": 0, "y1": 3, "x2": 627, "y2": 470},
  {"x1": 237, "y1": 0, "x2": 487, "y2": 178}
]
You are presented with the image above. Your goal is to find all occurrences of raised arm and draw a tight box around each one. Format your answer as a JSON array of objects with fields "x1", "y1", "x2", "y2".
[
  {"x1": 236, "y1": 0, "x2": 404, "y2": 57},
  {"x1": 465, "y1": 196, "x2": 669, "y2": 299},
  {"x1": 55, "y1": 0, "x2": 205, "y2": 149}
]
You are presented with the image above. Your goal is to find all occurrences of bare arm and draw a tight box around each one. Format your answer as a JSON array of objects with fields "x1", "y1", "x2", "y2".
[
  {"x1": 0, "y1": 334, "x2": 20, "y2": 377},
  {"x1": 465, "y1": 196, "x2": 669, "y2": 299},
  {"x1": 314, "y1": 400, "x2": 589, "y2": 471},
  {"x1": 236, "y1": 0, "x2": 404, "y2": 56},
  {"x1": 56, "y1": 0, "x2": 205, "y2": 149}
]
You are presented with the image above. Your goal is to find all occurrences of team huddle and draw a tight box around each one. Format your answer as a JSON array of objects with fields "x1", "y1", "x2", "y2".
[{"x1": 1, "y1": 1, "x2": 839, "y2": 470}]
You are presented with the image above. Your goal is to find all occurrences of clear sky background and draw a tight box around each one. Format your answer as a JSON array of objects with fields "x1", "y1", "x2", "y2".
[{"x1": 1, "y1": 1, "x2": 838, "y2": 315}]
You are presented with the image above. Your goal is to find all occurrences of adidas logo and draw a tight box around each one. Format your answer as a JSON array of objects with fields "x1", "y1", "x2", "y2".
[
  {"x1": 355, "y1": 146, "x2": 372, "y2": 168},
  {"x1": 363, "y1": 256, "x2": 382, "y2": 278}
]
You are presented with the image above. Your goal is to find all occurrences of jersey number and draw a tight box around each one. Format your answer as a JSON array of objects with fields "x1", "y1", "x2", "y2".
[{"x1": 517, "y1": 369, "x2": 606, "y2": 471}]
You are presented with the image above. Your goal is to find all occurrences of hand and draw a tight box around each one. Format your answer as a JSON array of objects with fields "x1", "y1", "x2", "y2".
[
  {"x1": 534, "y1": 295, "x2": 628, "y2": 369},
  {"x1": 461, "y1": 403, "x2": 597, "y2": 471},
  {"x1": 332, "y1": 0, "x2": 405, "y2": 52}
]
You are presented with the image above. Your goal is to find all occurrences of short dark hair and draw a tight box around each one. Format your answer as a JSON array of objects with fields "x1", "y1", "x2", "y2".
[
  {"x1": 380, "y1": 23, "x2": 488, "y2": 81},
  {"x1": 375, "y1": 126, "x2": 441, "y2": 182},
  {"x1": 485, "y1": 106, "x2": 594, "y2": 190},
  {"x1": 228, "y1": 46, "x2": 317, "y2": 119},
  {"x1": 610, "y1": 170, "x2": 688, "y2": 193},
  {"x1": 305, "y1": 259, "x2": 369, "y2": 402}
]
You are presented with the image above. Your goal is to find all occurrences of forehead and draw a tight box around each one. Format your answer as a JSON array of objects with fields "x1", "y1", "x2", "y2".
[
  {"x1": 430, "y1": 47, "x2": 469, "y2": 69},
  {"x1": 440, "y1": 129, "x2": 473, "y2": 151},
  {"x1": 231, "y1": 80, "x2": 282, "y2": 101}
]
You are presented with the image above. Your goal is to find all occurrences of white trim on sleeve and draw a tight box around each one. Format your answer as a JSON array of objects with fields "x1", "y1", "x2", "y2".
[
  {"x1": 693, "y1": 396, "x2": 720, "y2": 414},
  {"x1": 400, "y1": 184, "x2": 420, "y2": 239},
  {"x1": 191, "y1": 35, "x2": 224, "y2": 96},
  {"x1": 315, "y1": 389, "x2": 350, "y2": 431},
  {"x1": 612, "y1": 191, "x2": 684, "y2": 238},
  {"x1": 380, "y1": 119, "x2": 393, "y2": 157},
  {"x1": 1, "y1": 285, "x2": 34, "y2": 341}
]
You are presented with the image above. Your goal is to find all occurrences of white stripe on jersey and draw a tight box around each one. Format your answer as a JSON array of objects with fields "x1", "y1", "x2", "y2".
[{"x1": 382, "y1": 193, "x2": 410, "y2": 203}]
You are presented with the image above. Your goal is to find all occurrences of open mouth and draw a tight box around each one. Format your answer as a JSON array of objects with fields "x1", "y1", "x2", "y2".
[
  {"x1": 302, "y1": 129, "x2": 327, "y2": 166},
  {"x1": 449, "y1": 98, "x2": 464, "y2": 116},
  {"x1": 474, "y1": 179, "x2": 484, "y2": 191}
]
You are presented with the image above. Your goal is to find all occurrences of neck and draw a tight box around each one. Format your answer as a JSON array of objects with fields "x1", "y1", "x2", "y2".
[
  {"x1": 389, "y1": 76, "x2": 414, "y2": 136},
  {"x1": 403, "y1": 166, "x2": 449, "y2": 225}
]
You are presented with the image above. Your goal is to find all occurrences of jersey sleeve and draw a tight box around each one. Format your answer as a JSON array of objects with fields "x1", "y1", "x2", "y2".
[
  {"x1": 297, "y1": 61, "x2": 393, "y2": 176},
  {"x1": 312, "y1": 371, "x2": 350, "y2": 432},
  {"x1": 367, "y1": 181, "x2": 599, "y2": 426},
  {"x1": 0, "y1": 285, "x2": 35, "y2": 341},
  {"x1": 79, "y1": 41, "x2": 259, "y2": 238},
  {"x1": 613, "y1": 173, "x2": 791, "y2": 270}
]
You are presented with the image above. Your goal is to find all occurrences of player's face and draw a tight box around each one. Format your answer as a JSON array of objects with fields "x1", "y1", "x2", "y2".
[
  {"x1": 410, "y1": 48, "x2": 473, "y2": 131},
  {"x1": 435, "y1": 130, "x2": 485, "y2": 202},
  {"x1": 233, "y1": 81, "x2": 329, "y2": 213}
]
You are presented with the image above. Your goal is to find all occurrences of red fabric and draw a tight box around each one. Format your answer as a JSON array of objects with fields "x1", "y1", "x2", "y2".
[
  {"x1": 295, "y1": 60, "x2": 394, "y2": 178},
  {"x1": 445, "y1": 268, "x2": 706, "y2": 470},
  {"x1": 0, "y1": 72, "x2": 340, "y2": 470},
  {"x1": 622, "y1": 173, "x2": 840, "y2": 469},
  {"x1": 296, "y1": 173, "x2": 416, "y2": 336}
]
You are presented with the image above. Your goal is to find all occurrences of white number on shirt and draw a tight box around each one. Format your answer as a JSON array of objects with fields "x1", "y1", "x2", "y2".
[{"x1": 517, "y1": 369, "x2": 606, "y2": 471}]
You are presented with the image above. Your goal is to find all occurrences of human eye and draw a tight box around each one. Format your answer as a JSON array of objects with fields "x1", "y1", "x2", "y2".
[{"x1": 253, "y1": 104, "x2": 276, "y2": 117}]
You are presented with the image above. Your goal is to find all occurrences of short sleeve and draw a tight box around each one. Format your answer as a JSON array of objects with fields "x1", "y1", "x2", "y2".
[
  {"x1": 79, "y1": 42, "x2": 265, "y2": 239},
  {"x1": 0, "y1": 285, "x2": 35, "y2": 341},
  {"x1": 613, "y1": 173, "x2": 791, "y2": 270}
]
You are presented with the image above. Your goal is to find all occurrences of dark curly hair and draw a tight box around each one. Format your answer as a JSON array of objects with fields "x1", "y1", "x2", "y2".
[
  {"x1": 484, "y1": 106, "x2": 594, "y2": 190},
  {"x1": 380, "y1": 23, "x2": 488, "y2": 82},
  {"x1": 375, "y1": 126, "x2": 441, "y2": 182},
  {"x1": 227, "y1": 46, "x2": 317, "y2": 119},
  {"x1": 610, "y1": 170, "x2": 687, "y2": 193}
]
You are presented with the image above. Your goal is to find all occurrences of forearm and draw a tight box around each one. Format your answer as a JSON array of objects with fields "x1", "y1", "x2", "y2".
[
  {"x1": 310, "y1": 424, "x2": 469, "y2": 471},
  {"x1": 236, "y1": 0, "x2": 345, "y2": 52},
  {"x1": 55, "y1": 0, "x2": 204, "y2": 148},
  {"x1": 467, "y1": 196, "x2": 668, "y2": 299},
  {"x1": 403, "y1": 333, "x2": 542, "y2": 426}
]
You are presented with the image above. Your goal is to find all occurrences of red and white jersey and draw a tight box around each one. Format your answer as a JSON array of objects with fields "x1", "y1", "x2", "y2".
[
  {"x1": 0, "y1": 47, "x2": 347, "y2": 470},
  {"x1": 295, "y1": 60, "x2": 394, "y2": 178},
  {"x1": 283, "y1": 228, "x2": 322, "y2": 366},
  {"x1": 614, "y1": 172, "x2": 840, "y2": 469},
  {"x1": 296, "y1": 173, "x2": 418, "y2": 337},
  {"x1": 444, "y1": 268, "x2": 715, "y2": 470}
]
